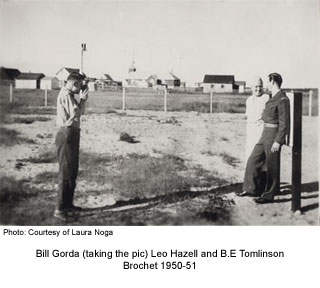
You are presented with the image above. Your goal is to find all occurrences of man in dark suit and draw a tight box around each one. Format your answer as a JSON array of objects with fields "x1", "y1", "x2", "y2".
[{"x1": 242, "y1": 73, "x2": 290, "y2": 204}]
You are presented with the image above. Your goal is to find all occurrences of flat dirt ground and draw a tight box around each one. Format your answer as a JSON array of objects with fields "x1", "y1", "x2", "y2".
[{"x1": 0, "y1": 110, "x2": 318, "y2": 225}]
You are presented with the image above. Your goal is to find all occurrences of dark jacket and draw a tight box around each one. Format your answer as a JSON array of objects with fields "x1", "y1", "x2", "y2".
[{"x1": 262, "y1": 90, "x2": 290, "y2": 145}]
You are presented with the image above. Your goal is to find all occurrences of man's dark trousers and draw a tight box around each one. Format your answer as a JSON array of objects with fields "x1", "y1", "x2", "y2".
[
  {"x1": 243, "y1": 127, "x2": 281, "y2": 199},
  {"x1": 55, "y1": 126, "x2": 80, "y2": 210}
]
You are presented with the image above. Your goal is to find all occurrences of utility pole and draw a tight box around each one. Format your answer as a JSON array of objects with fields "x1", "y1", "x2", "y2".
[{"x1": 81, "y1": 43, "x2": 87, "y2": 74}]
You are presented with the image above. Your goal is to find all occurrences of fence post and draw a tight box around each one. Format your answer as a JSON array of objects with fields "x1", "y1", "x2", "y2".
[
  {"x1": 122, "y1": 87, "x2": 126, "y2": 110},
  {"x1": 9, "y1": 84, "x2": 13, "y2": 103},
  {"x1": 291, "y1": 92, "x2": 302, "y2": 212},
  {"x1": 308, "y1": 90, "x2": 313, "y2": 117},
  {"x1": 164, "y1": 88, "x2": 167, "y2": 112},
  {"x1": 210, "y1": 89, "x2": 213, "y2": 114},
  {"x1": 45, "y1": 88, "x2": 48, "y2": 107}
]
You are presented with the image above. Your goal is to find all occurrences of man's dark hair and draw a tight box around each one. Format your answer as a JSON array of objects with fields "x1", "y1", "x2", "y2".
[
  {"x1": 268, "y1": 73, "x2": 283, "y2": 88},
  {"x1": 67, "y1": 72, "x2": 85, "y2": 82}
]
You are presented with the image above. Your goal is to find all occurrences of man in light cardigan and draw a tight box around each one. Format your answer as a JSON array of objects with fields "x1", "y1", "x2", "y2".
[
  {"x1": 54, "y1": 72, "x2": 89, "y2": 220},
  {"x1": 237, "y1": 77, "x2": 270, "y2": 197}
]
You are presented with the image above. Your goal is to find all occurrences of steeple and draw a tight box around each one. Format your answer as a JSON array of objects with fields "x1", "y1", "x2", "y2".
[{"x1": 128, "y1": 59, "x2": 136, "y2": 73}]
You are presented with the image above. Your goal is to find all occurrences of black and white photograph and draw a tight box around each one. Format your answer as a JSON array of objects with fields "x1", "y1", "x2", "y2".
[
  {"x1": 0, "y1": 0, "x2": 318, "y2": 226},
  {"x1": 1, "y1": 0, "x2": 319, "y2": 286}
]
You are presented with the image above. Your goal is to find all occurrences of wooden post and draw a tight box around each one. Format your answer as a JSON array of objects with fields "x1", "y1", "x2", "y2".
[
  {"x1": 45, "y1": 88, "x2": 48, "y2": 107},
  {"x1": 122, "y1": 87, "x2": 126, "y2": 110},
  {"x1": 210, "y1": 89, "x2": 213, "y2": 114},
  {"x1": 164, "y1": 88, "x2": 167, "y2": 112},
  {"x1": 9, "y1": 84, "x2": 13, "y2": 103},
  {"x1": 291, "y1": 92, "x2": 302, "y2": 212},
  {"x1": 308, "y1": 90, "x2": 313, "y2": 117},
  {"x1": 81, "y1": 48, "x2": 83, "y2": 74}
]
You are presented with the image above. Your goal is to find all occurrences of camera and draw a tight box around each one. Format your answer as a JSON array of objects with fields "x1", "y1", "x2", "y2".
[{"x1": 81, "y1": 77, "x2": 96, "y2": 91}]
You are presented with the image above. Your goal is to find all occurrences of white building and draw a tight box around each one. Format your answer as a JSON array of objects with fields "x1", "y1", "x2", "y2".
[
  {"x1": 40, "y1": 76, "x2": 60, "y2": 90},
  {"x1": 235, "y1": 81, "x2": 246, "y2": 93},
  {"x1": 15, "y1": 73, "x2": 45, "y2": 89},
  {"x1": 147, "y1": 72, "x2": 181, "y2": 89},
  {"x1": 125, "y1": 61, "x2": 148, "y2": 88},
  {"x1": 201, "y1": 75, "x2": 235, "y2": 93},
  {"x1": 88, "y1": 81, "x2": 97, "y2": 92}
]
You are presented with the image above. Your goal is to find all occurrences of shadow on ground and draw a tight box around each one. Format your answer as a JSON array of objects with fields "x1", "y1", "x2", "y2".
[{"x1": 56, "y1": 183, "x2": 241, "y2": 226}]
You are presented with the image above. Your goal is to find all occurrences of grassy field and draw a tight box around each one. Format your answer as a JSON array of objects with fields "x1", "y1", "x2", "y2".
[{"x1": 1, "y1": 85, "x2": 318, "y2": 115}]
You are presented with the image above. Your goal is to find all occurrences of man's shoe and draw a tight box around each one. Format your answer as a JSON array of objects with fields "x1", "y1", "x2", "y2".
[
  {"x1": 236, "y1": 191, "x2": 255, "y2": 197},
  {"x1": 67, "y1": 205, "x2": 83, "y2": 216},
  {"x1": 254, "y1": 197, "x2": 274, "y2": 204},
  {"x1": 69, "y1": 205, "x2": 83, "y2": 212},
  {"x1": 53, "y1": 209, "x2": 68, "y2": 221}
]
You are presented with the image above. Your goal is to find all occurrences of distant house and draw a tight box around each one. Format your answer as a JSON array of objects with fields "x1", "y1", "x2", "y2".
[
  {"x1": 125, "y1": 72, "x2": 148, "y2": 88},
  {"x1": 87, "y1": 82, "x2": 97, "y2": 92},
  {"x1": 163, "y1": 72, "x2": 181, "y2": 88},
  {"x1": 125, "y1": 64, "x2": 148, "y2": 88},
  {"x1": 99, "y1": 74, "x2": 121, "y2": 87},
  {"x1": 100, "y1": 74, "x2": 115, "y2": 86},
  {"x1": 147, "y1": 74, "x2": 163, "y2": 87},
  {"x1": 40, "y1": 76, "x2": 60, "y2": 90},
  {"x1": 201, "y1": 75, "x2": 235, "y2": 93},
  {"x1": 15, "y1": 73, "x2": 45, "y2": 89},
  {"x1": 124, "y1": 60, "x2": 149, "y2": 88},
  {"x1": 234, "y1": 81, "x2": 246, "y2": 93},
  {"x1": 56, "y1": 67, "x2": 80, "y2": 87},
  {"x1": 147, "y1": 72, "x2": 181, "y2": 89},
  {"x1": 0, "y1": 67, "x2": 21, "y2": 81}
]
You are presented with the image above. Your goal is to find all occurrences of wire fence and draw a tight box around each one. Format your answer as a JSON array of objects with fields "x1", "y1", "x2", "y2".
[{"x1": 0, "y1": 82, "x2": 318, "y2": 116}]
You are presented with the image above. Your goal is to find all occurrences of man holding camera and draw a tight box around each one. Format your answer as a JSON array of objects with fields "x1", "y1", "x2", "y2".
[{"x1": 54, "y1": 72, "x2": 89, "y2": 221}]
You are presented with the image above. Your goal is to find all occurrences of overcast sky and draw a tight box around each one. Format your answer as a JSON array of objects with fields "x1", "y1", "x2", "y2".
[{"x1": 0, "y1": 0, "x2": 319, "y2": 87}]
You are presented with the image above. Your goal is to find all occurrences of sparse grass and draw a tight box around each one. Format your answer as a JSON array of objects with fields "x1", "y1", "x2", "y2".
[
  {"x1": 76, "y1": 152, "x2": 192, "y2": 198},
  {"x1": 79, "y1": 151, "x2": 225, "y2": 200},
  {"x1": 181, "y1": 102, "x2": 212, "y2": 113},
  {"x1": 0, "y1": 175, "x2": 55, "y2": 225},
  {"x1": 191, "y1": 165, "x2": 228, "y2": 187},
  {"x1": 0, "y1": 127, "x2": 36, "y2": 146},
  {"x1": 0, "y1": 151, "x2": 229, "y2": 225},
  {"x1": 197, "y1": 193, "x2": 235, "y2": 224},
  {"x1": 79, "y1": 151, "x2": 123, "y2": 166},
  {"x1": 3, "y1": 116, "x2": 51, "y2": 124},
  {"x1": 181, "y1": 101, "x2": 246, "y2": 113},
  {"x1": 33, "y1": 171, "x2": 57, "y2": 184},
  {"x1": 112, "y1": 154, "x2": 191, "y2": 199},
  {"x1": 0, "y1": 103, "x2": 23, "y2": 123},
  {"x1": 219, "y1": 152, "x2": 240, "y2": 167},
  {"x1": 0, "y1": 176, "x2": 32, "y2": 203},
  {"x1": 0, "y1": 102, "x2": 55, "y2": 116},
  {"x1": 199, "y1": 149, "x2": 239, "y2": 168},
  {"x1": 19, "y1": 149, "x2": 57, "y2": 163}
]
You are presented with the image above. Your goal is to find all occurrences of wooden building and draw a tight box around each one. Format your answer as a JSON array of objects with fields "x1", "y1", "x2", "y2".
[
  {"x1": 147, "y1": 72, "x2": 181, "y2": 89},
  {"x1": 40, "y1": 76, "x2": 60, "y2": 90},
  {"x1": 15, "y1": 73, "x2": 45, "y2": 89},
  {"x1": 201, "y1": 75, "x2": 235, "y2": 93},
  {"x1": 234, "y1": 81, "x2": 246, "y2": 93},
  {"x1": 0, "y1": 67, "x2": 21, "y2": 82}
]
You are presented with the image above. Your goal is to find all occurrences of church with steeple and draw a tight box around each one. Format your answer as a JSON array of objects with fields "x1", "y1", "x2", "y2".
[{"x1": 125, "y1": 59, "x2": 148, "y2": 88}]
